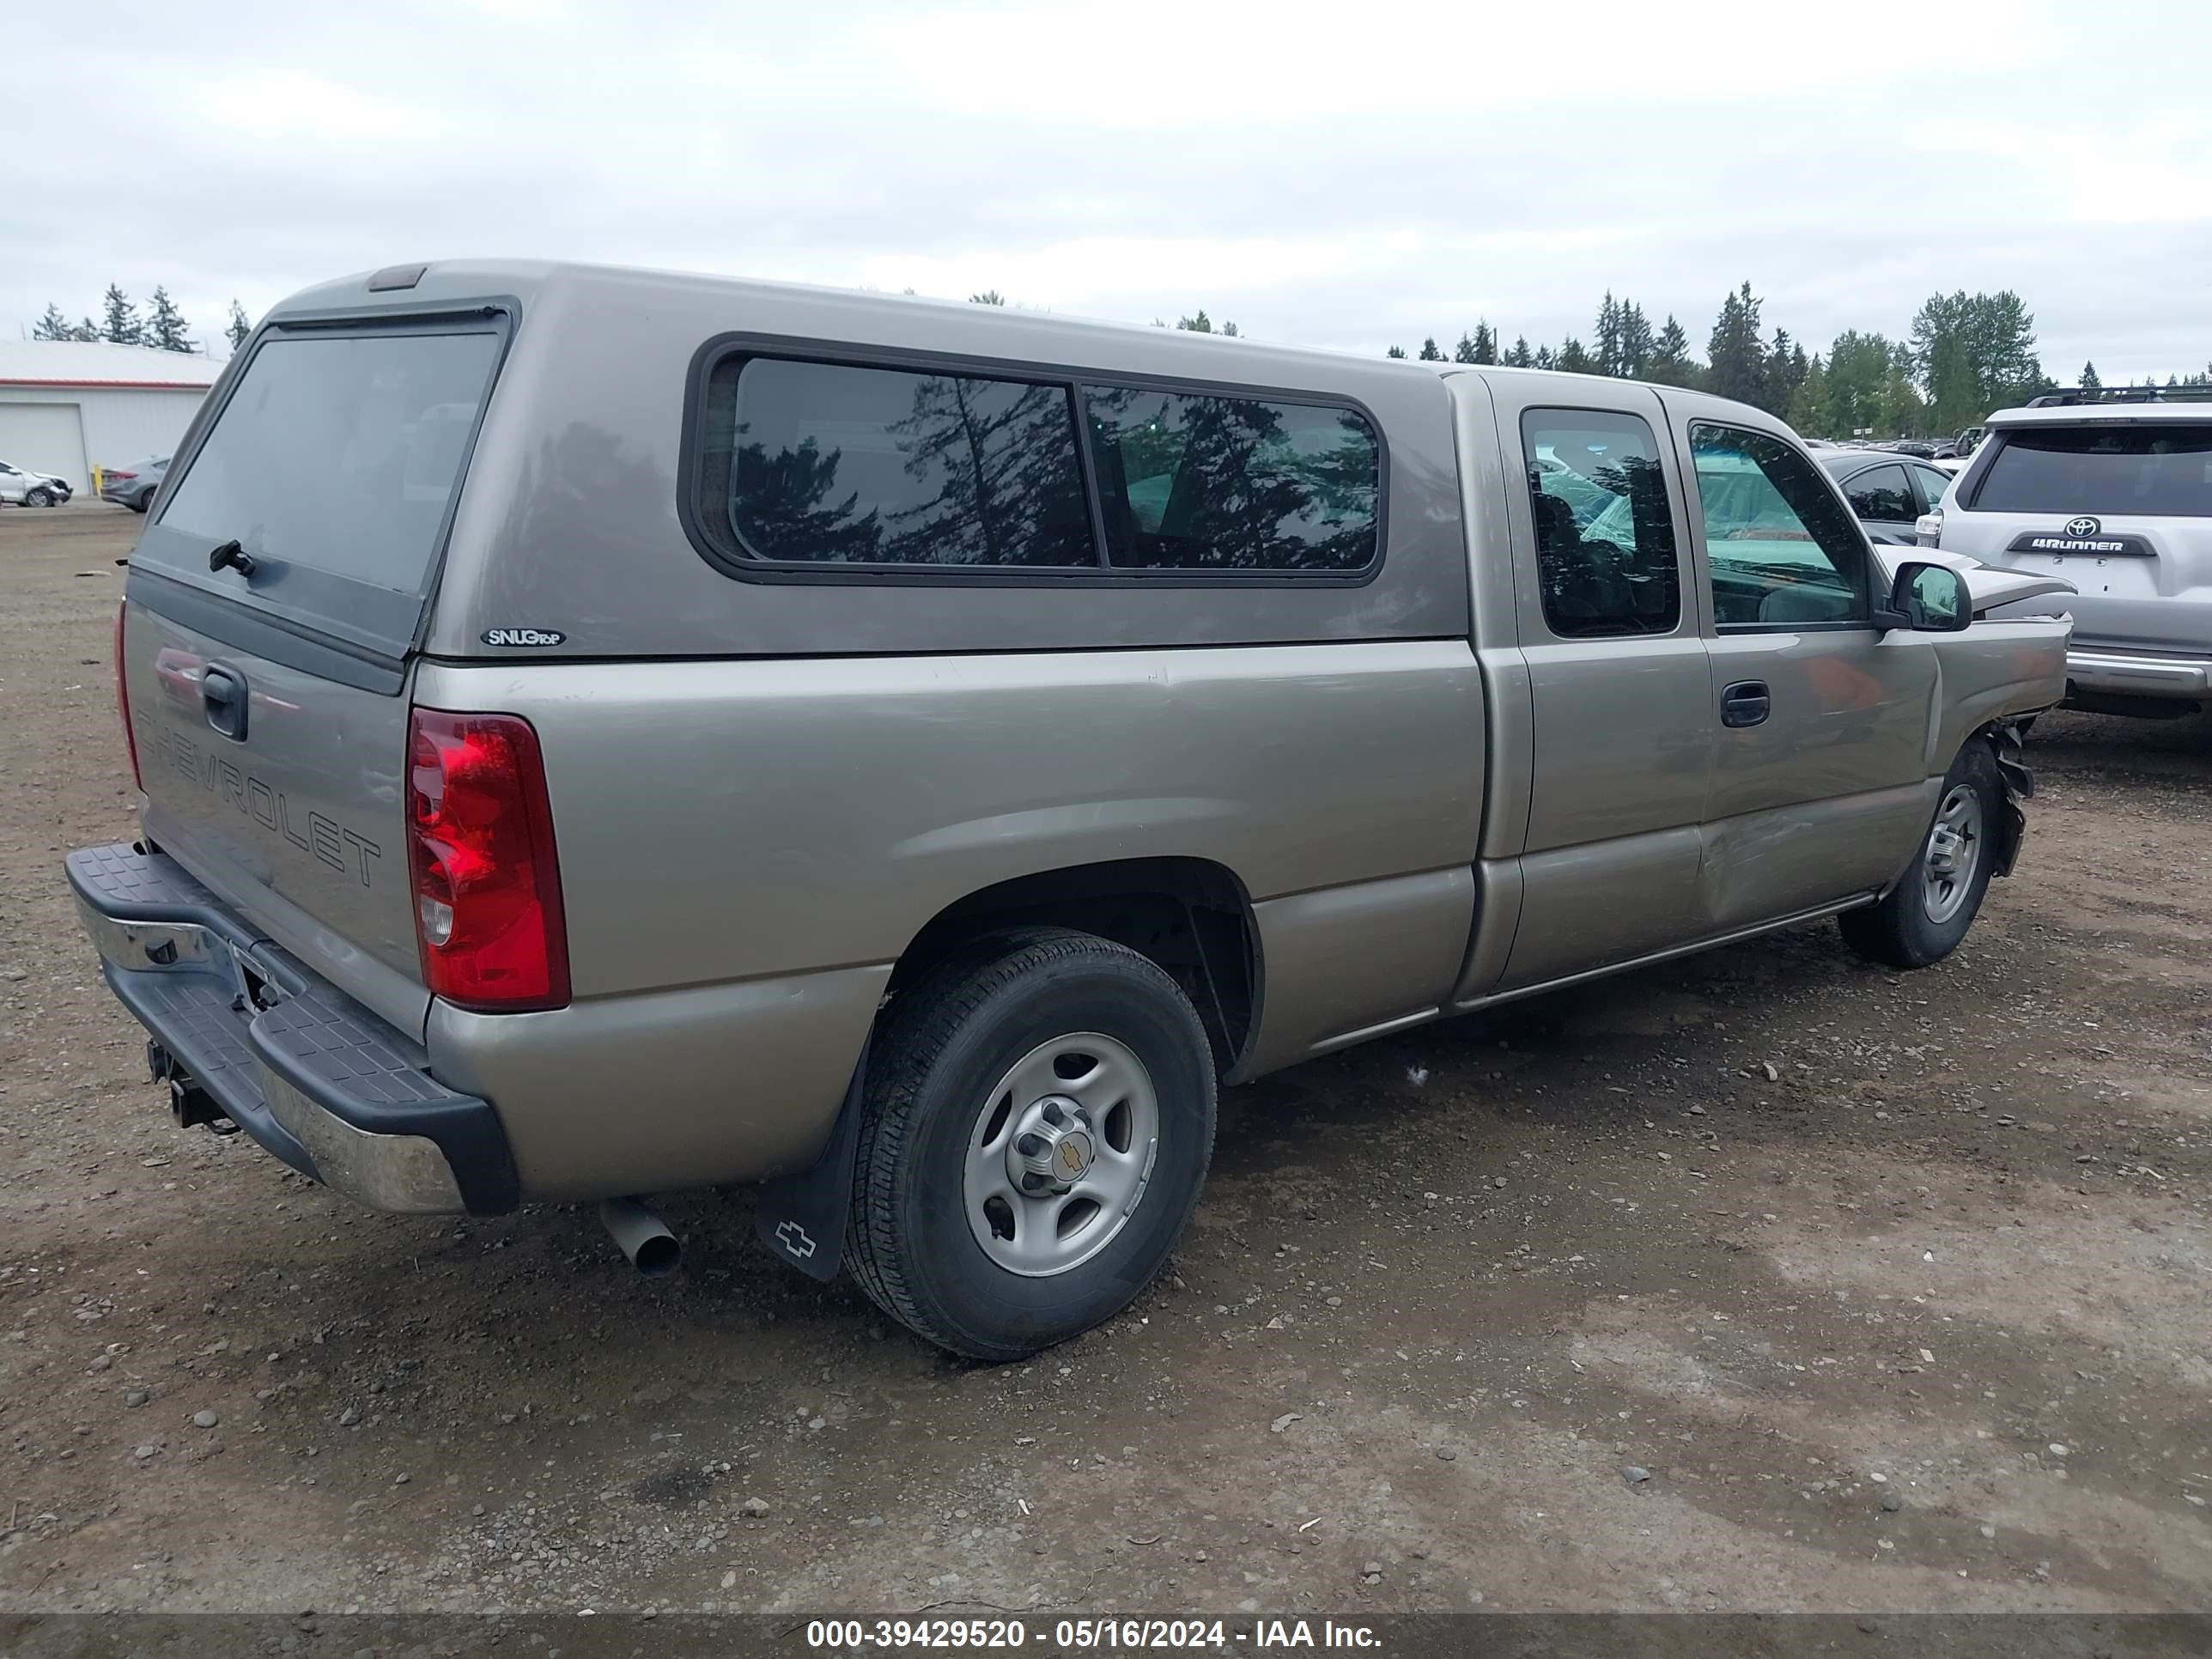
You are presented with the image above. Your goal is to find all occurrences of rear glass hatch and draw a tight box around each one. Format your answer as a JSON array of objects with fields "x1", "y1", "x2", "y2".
[
  {"x1": 1969, "y1": 422, "x2": 2212, "y2": 520},
  {"x1": 1960, "y1": 418, "x2": 2212, "y2": 653},
  {"x1": 122, "y1": 307, "x2": 512, "y2": 1033}
]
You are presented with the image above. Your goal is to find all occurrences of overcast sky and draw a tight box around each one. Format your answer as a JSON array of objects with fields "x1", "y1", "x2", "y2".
[{"x1": 9, "y1": 0, "x2": 2209, "y2": 381}]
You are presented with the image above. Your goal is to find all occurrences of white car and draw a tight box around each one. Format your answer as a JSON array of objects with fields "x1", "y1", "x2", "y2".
[
  {"x1": 1922, "y1": 388, "x2": 2212, "y2": 714},
  {"x1": 0, "y1": 459, "x2": 70, "y2": 507}
]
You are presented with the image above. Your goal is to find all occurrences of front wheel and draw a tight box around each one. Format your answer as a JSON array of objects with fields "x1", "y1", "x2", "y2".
[
  {"x1": 1838, "y1": 742, "x2": 2002, "y2": 969},
  {"x1": 847, "y1": 928, "x2": 1217, "y2": 1361},
  {"x1": 25, "y1": 487, "x2": 52, "y2": 507}
]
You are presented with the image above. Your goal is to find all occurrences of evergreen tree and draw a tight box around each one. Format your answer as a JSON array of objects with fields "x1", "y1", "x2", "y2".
[
  {"x1": 1385, "y1": 345, "x2": 1407, "y2": 359},
  {"x1": 1555, "y1": 337, "x2": 1593, "y2": 374},
  {"x1": 72, "y1": 316, "x2": 100, "y2": 341},
  {"x1": 969, "y1": 289, "x2": 1007, "y2": 306},
  {"x1": 1705, "y1": 283, "x2": 1766, "y2": 407},
  {"x1": 1619, "y1": 302, "x2": 1652, "y2": 379},
  {"x1": 100, "y1": 284, "x2": 143, "y2": 346},
  {"x1": 1453, "y1": 331, "x2": 1480, "y2": 364},
  {"x1": 226, "y1": 301, "x2": 252, "y2": 353},
  {"x1": 1645, "y1": 316, "x2": 1696, "y2": 387},
  {"x1": 1176, "y1": 310, "x2": 1214, "y2": 332},
  {"x1": 1504, "y1": 333, "x2": 1532, "y2": 368},
  {"x1": 32, "y1": 304, "x2": 73, "y2": 341},
  {"x1": 1532, "y1": 344, "x2": 1556, "y2": 370},
  {"x1": 2078, "y1": 360, "x2": 2101, "y2": 391},
  {"x1": 1763, "y1": 329, "x2": 1807, "y2": 415},
  {"x1": 1595, "y1": 292, "x2": 1623, "y2": 378},
  {"x1": 1473, "y1": 322, "x2": 1498, "y2": 364},
  {"x1": 146, "y1": 286, "x2": 191, "y2": 352},
  {"x1": 1417, "y1": 337, "x2": 1445, "y2": 362}
]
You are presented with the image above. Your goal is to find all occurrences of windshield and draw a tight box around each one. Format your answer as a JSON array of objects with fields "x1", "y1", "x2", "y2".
[
  {"x1": 158, "y1": 330, "x2": 501, "y2": 592},
  {"x1": 1971, "y1": 423, "x2": 2212, "y2": 517}
]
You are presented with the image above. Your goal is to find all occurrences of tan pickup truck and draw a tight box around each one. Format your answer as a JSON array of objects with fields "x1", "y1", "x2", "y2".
[{"x1": 70, "y1": 260, "x2": 2070, "y2": 1358}]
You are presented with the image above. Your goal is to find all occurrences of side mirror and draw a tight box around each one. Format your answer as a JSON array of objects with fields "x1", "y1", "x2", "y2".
[{"x1": 1882, "y1": 561, "x2": 1971, "y2": 632}]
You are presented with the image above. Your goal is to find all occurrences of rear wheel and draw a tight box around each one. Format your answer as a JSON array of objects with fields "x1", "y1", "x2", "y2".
[
  {"x1": 1838, "y1": 742, "x2": 2002, "y2": 969},
  {"x1": 131, "y1": 489, "x2": 154, "y2": 513},
  {"x1": 847, "y1": 928, "x2": 1216, "y2": 1361}
]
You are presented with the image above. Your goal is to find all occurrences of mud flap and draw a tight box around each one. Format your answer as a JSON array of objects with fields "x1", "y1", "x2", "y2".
[
  {"x1": 1986, "y1": 721, "x2": 2034, "y2": 879},
  {"x1": 750, "y1": 1039, "x2": 868, "y2": 1282}
]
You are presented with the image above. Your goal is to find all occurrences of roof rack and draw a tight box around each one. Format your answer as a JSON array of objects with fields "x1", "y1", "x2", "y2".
[{"x1": 2025, "y1": 385, "x2": 2212, "y2": 407}]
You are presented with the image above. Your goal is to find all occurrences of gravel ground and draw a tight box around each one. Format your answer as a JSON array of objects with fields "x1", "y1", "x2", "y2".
[{"x1": 1, "y1": 505, "x2": 2207, "y2": 1617}]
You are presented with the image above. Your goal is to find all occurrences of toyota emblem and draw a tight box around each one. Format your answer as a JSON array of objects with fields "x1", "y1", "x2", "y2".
[{"x1": 2064, "y1": 515, "x2": 2101, "y2": 538}]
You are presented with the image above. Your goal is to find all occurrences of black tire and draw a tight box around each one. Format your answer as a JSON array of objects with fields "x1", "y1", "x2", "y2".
[
  {"x1": 1838, "y1": 741, "x2": 2002, "y2": 969},
  {"x1": 847, "y1": 928, "x2": 1217, "y2": 1361},
  {"x1": 128, "y1": 495, "x2": 149, "y2": 513},
  {"x1": 25, "y1": 487, "x2": 52, "y2": 507}
]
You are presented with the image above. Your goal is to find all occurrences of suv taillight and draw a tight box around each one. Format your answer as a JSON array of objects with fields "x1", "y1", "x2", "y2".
[
  {"x1": 114, "y1": 602, "x2": 143, "y2": 790},
  {"x1": 406, "y1": 708, "x2": 569, "y2": 1012}
]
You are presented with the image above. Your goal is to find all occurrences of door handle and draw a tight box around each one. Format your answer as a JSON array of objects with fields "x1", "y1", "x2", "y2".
[
  {"x1": 201, "y1": 663, "x2": 249, "y2": 742},
  {"x1": 1721, "y1": 679, "x2": 1771, "y2": 728}
]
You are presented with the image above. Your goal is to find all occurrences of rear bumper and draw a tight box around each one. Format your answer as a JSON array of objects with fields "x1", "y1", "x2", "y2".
[
  {"x1": 66, "y1": 842, "x2": 518, "y2": 1215},
  {"x1": 2066, "y1": 647, "x2": 2212, "y2": 702}
]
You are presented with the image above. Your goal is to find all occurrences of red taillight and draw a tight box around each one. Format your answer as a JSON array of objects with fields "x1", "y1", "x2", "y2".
[
  {"x1": 107, "y1": 471, "x2": 136, "y2": 483},
  {"x1": 406, "y1": 708, "x2": 569, "y2": 1012},
  {"x1": 114, "y1": 602, "x2": 143, "y2": 790}
]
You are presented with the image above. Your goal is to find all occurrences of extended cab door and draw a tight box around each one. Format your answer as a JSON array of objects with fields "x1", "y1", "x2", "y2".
[
  {"x1": 1666, "y1": 410, "x2": 1941, "y2": 927},
  {"x1": 1486, "y1": 382, "x2": 1717, "y2": 989}
]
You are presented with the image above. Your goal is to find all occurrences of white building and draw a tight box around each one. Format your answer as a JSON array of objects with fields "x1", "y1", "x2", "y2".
[{"x1": 0, "y1": 341, "x2": 222, "y2": 494}]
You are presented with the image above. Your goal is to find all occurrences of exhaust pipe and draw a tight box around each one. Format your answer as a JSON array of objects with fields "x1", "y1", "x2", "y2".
[{"x1": 599, "y1": 1197, "x2": 681, "y2": 1278}]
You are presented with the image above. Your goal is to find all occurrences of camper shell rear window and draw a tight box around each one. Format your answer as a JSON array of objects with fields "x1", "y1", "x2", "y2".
[{"x1": 134, "y1": 312, "x2": 510, "y2": 671}]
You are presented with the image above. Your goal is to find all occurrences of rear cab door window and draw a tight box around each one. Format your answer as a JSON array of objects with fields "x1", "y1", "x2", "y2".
[{"x1": 1522, "y1": 410, "x2": 1682, "y2": 636}]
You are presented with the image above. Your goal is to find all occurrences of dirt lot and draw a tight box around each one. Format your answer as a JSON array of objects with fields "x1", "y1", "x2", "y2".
[{"x1": 1, "y1": 505, "x2": 2207, "y2": 1619}]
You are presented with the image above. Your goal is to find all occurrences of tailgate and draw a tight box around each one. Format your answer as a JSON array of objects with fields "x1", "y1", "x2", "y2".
[
  {"x1": 120, "y1": 312, "x2": 512, "y2": 1036},
  {"x1": 125, "y1": 599, "x2": 425, "y2": 1029}
]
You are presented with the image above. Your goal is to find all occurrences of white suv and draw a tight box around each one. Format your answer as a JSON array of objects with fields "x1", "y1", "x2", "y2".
[{"x1": 1923, "y1": 389, "x2": 2212, "y2": 715}]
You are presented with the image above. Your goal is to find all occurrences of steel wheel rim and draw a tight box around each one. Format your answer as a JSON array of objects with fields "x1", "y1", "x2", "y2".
[
  {"x1": 962, "y1": 1031, "x2": 1160, "y2": 1278},
  {"x1": 1921, "y1": 783, "x2": 1983, "y2": 925}
]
